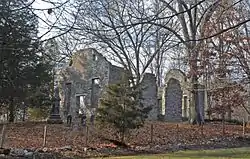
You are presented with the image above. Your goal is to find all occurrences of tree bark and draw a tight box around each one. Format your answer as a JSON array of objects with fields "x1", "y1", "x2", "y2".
[
  {"x1": 189, "y1": 48, "x2": 202, "y2": 125},
  {"x1": 190, "y1": 77, "x2": 202, "y2": 125}
]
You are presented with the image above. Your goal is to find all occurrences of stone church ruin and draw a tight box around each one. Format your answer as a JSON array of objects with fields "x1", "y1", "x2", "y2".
[
  {"x1": 57, "y1": 48, "x2": 208, "y2": 124},
  {"x1": 161, "y1": 69, "x2": 206, "y2": 122}
]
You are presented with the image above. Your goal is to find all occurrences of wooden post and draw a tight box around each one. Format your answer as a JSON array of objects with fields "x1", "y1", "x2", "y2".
[
  {"x1": 176, "y1": 124, "x2": 179, "y2": 143},
  {"x1": 222, "y1": 114, "x2": 225, "y2": 136},
  {"x1": 43, "y1": 125, "x2": 47, "y2": 147},
  {"x1": 150, "y1": 124, "x2": 153, "y2": 143},
  {"x1": 243, "y1": 118, "x2": 245, "y2": 136},
  {"x1": 85, "y1": 125, "x2": 89, "y2": 146},
  {"x1": 201, "y1": 124, "x2": 204, "y2": 136},
  {"x1": 0, "y1": 125, "x2": 6, "y2": 148}
]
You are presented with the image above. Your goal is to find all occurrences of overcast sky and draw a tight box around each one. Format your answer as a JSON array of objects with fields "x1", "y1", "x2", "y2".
[{"x1": 32, "y1": 0, "x2": 59, "y2": 39}]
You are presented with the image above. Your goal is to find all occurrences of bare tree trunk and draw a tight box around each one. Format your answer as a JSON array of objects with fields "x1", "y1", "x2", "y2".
[
  {"x1": 153, "y1": 0, "x2": 162, "y2": 87},
  {"x1": 190, "y1": 76, "x2": 201, "y2": 124},
  {"x1": 248, "y1": 79, "x2": 250, "y2": 120},
  {"x1": 244, "y1": 24, "x2": 250, "y2": 120},
  {"x1": 189, "y1": 46, "x2": 202, "y2": 124}
]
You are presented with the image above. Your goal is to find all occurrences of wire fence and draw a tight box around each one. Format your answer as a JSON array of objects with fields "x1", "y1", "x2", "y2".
[{"x1": 0, "y1": 121, "x2": 248, "y2": 149}]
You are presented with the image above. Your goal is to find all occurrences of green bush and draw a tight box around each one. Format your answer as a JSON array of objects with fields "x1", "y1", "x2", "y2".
[
  {"x1": 97, "y1": 77, "x2": 151, "y2": 143},
  {"x1": 28, "y1": 106, "x2": 50, "y2": 120}
]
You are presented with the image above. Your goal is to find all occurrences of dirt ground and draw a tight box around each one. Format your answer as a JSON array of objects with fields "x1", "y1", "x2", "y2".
[{"x1": 1, "y1": 121, "x2": 249, "y2": 158}]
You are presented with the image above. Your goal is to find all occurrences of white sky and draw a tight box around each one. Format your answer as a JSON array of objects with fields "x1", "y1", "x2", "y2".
[{"x1": 32, "y1": 0, "x2": 60, "y2": 39}]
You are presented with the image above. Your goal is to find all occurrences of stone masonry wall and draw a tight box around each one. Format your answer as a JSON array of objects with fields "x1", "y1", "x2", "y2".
[
  {"x1": 141, "y1": 73, "x2": 158, "y2": 120},
  {"x1": 58, "y1": 48, "x2": 110, "y2": 121},
  {"x1": 164, "y1": 78, "x2": 183, "y2": 122},
  {"x1": 59, "y1": 48, "x2": 162, "y2": 123},
  {"x1": 109, "y1": 65, "x2": 125, "y2": 84}
]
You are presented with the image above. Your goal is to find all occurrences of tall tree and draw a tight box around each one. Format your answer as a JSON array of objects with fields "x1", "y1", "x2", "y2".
[
  {"x1": 0, "y1": 0, "x2": 52, "y2": 122},
  {"x1": 97, "y1": 76, "x2": 151, "y2": 143},
  {"x1": 200, "y1": 0, "x2": 250, "y2": 118},
  {"x1": 71, "y1": 0, "x2": 174, "y2": 86},
  {"x1": 148, "y1": 0, "x2": 250, "y2": 124},
  {"x1": 64, "y1": 0, "x2": 250, "y2": 124},
  {"x1": 43, "y1": 38, "x2": 67, "y2": 69}
]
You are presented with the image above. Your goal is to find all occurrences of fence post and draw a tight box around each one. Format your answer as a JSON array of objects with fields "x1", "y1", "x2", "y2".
[
  {"x1": 222, "y1": 117, "x2": 225, "y2": 136},
  {"x1": 0, "y1": 124, "x2": 6, "y2": 148},
  {"x1": 43, "y1": 125, "x2": 47, "y2": 147},
  {"x1": 176, "y1": 124, "x2": 179, "y2": 143},
  {"x1": 201, "y1": 124, "x2": 204, "y2": 136},
  {"x1": 85, "y1": 125, "x2": 89, "y2": 146},
  {"x1": 243, "y1": 118, "x2": 245, "y2": 136},
  {"x1": 150, "y1": 124, "x2": 153, "y2": 143}
]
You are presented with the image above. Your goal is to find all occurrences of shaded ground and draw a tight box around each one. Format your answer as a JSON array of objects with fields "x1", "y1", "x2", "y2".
[
  {"x1": 0, "y1": 121, "x2": 250, "y2": 158},
  {"x1": 109, "y1": 147, "x2": 250, "y2": 159}
]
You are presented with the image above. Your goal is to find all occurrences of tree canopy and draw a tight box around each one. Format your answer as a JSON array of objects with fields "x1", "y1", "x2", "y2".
[{"x1": 0, "y1": 0, "x2": 53, "y2": 122}]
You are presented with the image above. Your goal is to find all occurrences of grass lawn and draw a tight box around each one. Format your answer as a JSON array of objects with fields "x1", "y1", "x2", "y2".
[{"x1": 108, "y1": 147, "x2": 250, "y2": 159}]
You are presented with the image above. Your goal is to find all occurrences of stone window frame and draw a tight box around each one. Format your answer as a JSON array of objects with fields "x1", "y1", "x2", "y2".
[
  {"x1": 93, "y1": 53, "x2": 98, "y2": 61},
  {"x1": 75, "y1": 93, "x2": 88, "y2": 115},
  {"x1": 92, "y1": 77, "x2": 100, "y2": 85},
  {"x1": 161, "y1": 69, "x2": 189, "y2": 116}
]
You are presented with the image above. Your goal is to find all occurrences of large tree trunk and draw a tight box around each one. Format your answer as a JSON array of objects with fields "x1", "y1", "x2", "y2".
[
  {"x1": 190, "y1": 76, "x2": 202, "y2": 125},
  {"x1": 189, "y1": 48, "x2": 202, "y2": 125},
  {"x1": 247, "y1": 77, "x2": 250, "y2": 121}
]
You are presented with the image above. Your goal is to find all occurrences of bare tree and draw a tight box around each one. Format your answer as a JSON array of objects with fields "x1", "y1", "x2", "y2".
[
  {"x1": 139, "y1": 0, "x2": 250, "y2": 124},
  {"x1": 31, "y1": 0, "x2": 79, "y2": 42},
  {"x1": 0, "y1": 0, "x2": 78, "y2": 42},
  {"x1": 56, "y1": 33, "x2": 81, "y2": 63},
  {"x1": 37, "y1": 0, "x2": 250, "y2": 124},
  {"x1": 69, "y1": 0, "x2": 175, "y2": 86},
  {"x1": 198, "y1": 0, "x2": 250, "y2": 120},
  {"x1": 59, "y1": 0, "x2": 250, "y2": 124}
]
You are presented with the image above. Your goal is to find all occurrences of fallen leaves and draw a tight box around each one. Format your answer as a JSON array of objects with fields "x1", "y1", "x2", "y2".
[{"x1": 0, "y1": 121, "x2": 248, "y2": 158}]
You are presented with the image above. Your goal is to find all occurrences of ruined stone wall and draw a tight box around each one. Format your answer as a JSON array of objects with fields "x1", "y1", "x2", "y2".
[
  {"x1": 71, "y1": 48, "x2": 110, "y2": 89},
  {"x1": 58, "y1": 48, "x2": 172, "y2": 123},
  {"x1": 141, "y1": 73, "x2": 158, "y2": 120},
  {"x1": 58, "y1": 67, "x2": 89, "y2": 121},
  {"x1": 162, "y1": 69, "x2": 188, "y2": 121},
  {"x1": 108, "y1": 65, "x2": 125, "y2": 84},
  {"x1": 58, "y1": 48, "x2": 111, "y2": 121},
  {"x1": 164, "y1": 78, "x2": 183, "y2": 122},
  {"x1": 162, "y1": 69, "x2": 208, "y2": 122}
]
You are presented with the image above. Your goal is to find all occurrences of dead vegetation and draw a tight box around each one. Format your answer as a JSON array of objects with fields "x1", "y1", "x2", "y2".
[
  {"x1": 0, "y1": 121, "x2": 249, "y2": 158},
  {"x1": 0, "y1": 121, "x2": 247, "y2": 148}
]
